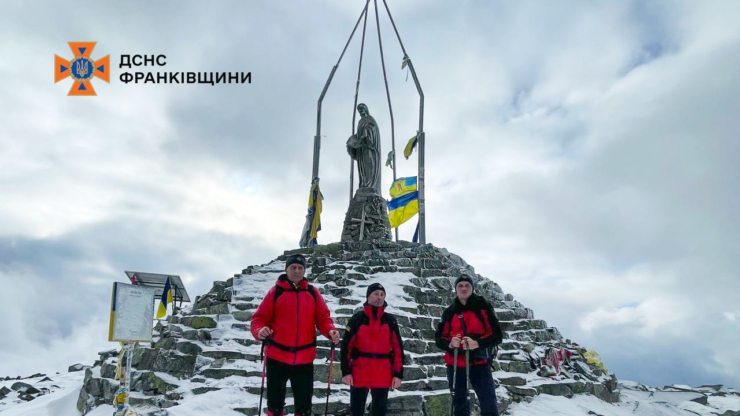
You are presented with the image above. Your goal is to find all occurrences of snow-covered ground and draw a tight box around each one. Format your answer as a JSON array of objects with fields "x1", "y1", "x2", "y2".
[
  {"x1": 0, "y1": 371, "x2": 85, "y2": 416},
  {"x1": 508, "y1": 383, "x2": 740, "y2": 416},
  {"x1": 3, "y1": 260, "x2": 737, "y2": 415},
  {"x1": 3, "y1": 375, "x2": 739, "y2": 415}
]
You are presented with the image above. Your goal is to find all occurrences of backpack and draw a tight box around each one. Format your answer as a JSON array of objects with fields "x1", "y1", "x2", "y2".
[
  {"x1": 273, "y1": 283, "x2": 318, "y2": 305},
  {"x1": 265, "y1": 283, "x2": 320, "y2": 353}
]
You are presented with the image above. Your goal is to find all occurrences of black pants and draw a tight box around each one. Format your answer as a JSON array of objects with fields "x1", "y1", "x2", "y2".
[
  {"x1": 350, "y1": 386, "x2": 389, "y2": 416},
  {"x1": 266, "y1": 358, "x2": 313, "y2": 415},
  {"x1": 447, "y1": 364, "x2": 499, "y2": 416}
]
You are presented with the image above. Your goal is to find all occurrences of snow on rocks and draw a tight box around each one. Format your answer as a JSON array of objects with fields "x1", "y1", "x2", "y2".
[
  {"x1": 73, "y1": 240, "x2": 626, "y2": 415},
  {"x1": 5, "y1": 240, "x2": 738, "y2": 416}
]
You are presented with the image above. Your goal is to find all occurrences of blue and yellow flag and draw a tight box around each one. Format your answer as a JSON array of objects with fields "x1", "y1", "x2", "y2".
[
  {"x1": 389, "y1": 176, "x2": 417, "y2": 199},
  {"x1": 299, "y1": 180, "x2": 323, "y2": 248},
  {"x1": 403, "y1": 135, "x2": 418, "y2": 159},
  {"x1": 388, "y1": 177, "x2": 419, "y2": 228},
  {"x1": 156, "y1": 278, "x2": 173, "y2": 319},
  {"x1": 388, "y1": 191, "x2": 419, "y2": 228}
]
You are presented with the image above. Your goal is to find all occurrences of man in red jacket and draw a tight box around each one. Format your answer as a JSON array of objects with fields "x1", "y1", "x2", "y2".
[
  {"x1": 251, "y1": 254, "x2": 340, "y2": 416},
  {"x1": 434, "y1": 274, "x2": 503, "y2": 416},
  {"x1": 340, "y1": 283, "x2": 405, "y2": 416}
]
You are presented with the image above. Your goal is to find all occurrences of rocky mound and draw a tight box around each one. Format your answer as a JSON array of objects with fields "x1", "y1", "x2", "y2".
[{"x1": 76, "y1": 240, "x2": 624, "y2": 415}]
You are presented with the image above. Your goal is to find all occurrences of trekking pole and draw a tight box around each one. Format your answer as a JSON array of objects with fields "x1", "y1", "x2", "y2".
[
  {"x1": 325, "y1": 343, "x2": 336, "y2": 416},
  {"x1": 464, "y1": 339, "x2": 471, "y2": 402},
  {"x1": 258, "y1": 340, "x2": 267, "y2": 415},
  {"x1": 451, "y1": 347, "x2": 458, "y2": 416}
]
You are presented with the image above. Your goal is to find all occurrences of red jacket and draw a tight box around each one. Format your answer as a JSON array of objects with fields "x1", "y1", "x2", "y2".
[
  {"x1": 434, "y1": 294, "x2": 503, "y2": 367},
  {"x1": 340, "y1": 303, "x2": 405, "y2": 388},
  {"x1": 251, "y1": 275, "x2": 336, "y2": 365}
]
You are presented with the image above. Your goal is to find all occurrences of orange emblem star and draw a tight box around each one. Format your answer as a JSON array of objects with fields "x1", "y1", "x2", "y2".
[{"x1": 54, "y1": 42, "x2": 110, "y2": 96}]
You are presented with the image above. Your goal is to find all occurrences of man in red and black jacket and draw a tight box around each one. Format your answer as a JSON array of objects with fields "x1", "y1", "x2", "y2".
[
  {"x1": 340, "y1": 283, "x2": 405, "y2": 416},
  {"x1": 435, "y1": 274, "x2": 503, "y2": 416},
  {"x1": 251, "y1": 254, "x2": 340, "y2": 416}
]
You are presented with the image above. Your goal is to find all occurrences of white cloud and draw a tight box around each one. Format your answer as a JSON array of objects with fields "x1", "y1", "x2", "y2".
[
  {"x1": 0, "y1": 0, "x2": 738, "y2": 388},
  {"x1": 579, "y1": 297, "x2": 691, "y2": 334}
]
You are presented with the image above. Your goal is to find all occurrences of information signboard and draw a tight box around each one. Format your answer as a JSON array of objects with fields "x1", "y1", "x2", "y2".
[{"x1": 108, "y1": 282, "x2": 156, "y2": 343}]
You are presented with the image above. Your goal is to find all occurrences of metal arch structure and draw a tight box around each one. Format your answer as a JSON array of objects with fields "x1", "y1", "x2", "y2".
[{"x1": 309, "y1": 0, "x2": 427, "y2": 245}]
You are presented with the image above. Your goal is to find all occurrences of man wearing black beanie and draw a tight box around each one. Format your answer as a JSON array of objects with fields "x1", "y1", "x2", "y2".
[
  {"x1": 435, "y1": 274, "x2": 503, "y2": 416},
  {"x1": 454, "y1": 274, "x2": 475, "y2": 289},
  {"x1": 340, "y1": 282, "x2": 405, "y2": 416}
]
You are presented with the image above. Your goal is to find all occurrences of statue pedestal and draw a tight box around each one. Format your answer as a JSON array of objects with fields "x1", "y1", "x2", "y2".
[{"x1": 341, "y1": 187, "x2": 392, "y2": 242}]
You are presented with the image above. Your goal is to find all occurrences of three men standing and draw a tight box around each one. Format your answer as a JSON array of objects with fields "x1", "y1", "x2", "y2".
[{"x1": 252, "y1": 257, "x2": 501, "y2": 416}]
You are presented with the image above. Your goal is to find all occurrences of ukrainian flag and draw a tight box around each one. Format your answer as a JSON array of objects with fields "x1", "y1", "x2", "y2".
[
  {"x1": 388, "y1": 177, "x2": 419, "y2": 228},
  {"x1": 156, "y1": 278, "x2": 173, "y2": 319},
  {"x1": 299, "y1": 180, "x2": 323, "y2": 248},
  {"x1": 404, "y1": 135, "x2": 418, "y2": 159}
]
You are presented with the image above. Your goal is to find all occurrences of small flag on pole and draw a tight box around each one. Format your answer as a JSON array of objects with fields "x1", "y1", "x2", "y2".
[
  {"x1": 156, "y1": 278, "x2": 173, "y2": 319},
  {"x1": 388, "y1": 177, "x2": 419, "y2": 228},
  {"x1": 389, "y1": 176, "x2": 417, "y2": 199},
  {"x1": 403, "y1": 134, "x2": 418, "y2": 159},
  {"x1": 299, "y1": 180, "x2": 323, "y2": 248}
]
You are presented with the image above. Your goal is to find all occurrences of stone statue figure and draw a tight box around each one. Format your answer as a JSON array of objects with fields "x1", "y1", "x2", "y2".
[{"x1": 347, "y1": 103, "x2": 381, "y2": 194}]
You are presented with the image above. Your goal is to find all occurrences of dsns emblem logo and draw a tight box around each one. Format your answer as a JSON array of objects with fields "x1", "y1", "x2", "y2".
[{"x1": 54, "y1": 42, "x2": 110, "y2": 96}]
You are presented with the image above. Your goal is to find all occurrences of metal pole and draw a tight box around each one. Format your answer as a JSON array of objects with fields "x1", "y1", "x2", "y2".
[
  {"x1": 324, "y1": 343, "x2": 336, "y2": 416},
  {"x1": 381, "y1": 0, "x2": 426, "y2": 244},
  {"x1": 312, "y1": 3, "x2": 370, "y2": 181},
  {"x1": 124, "y1": 343, "x2": 133, "y2": 409},
  {"x1": 451, "y1": 348, "x2": 458, "y2": 416},
  {"x1": 172, "y1": 284, "x2": 177, "y2": 314},
  {"x1": 373, "y1": 0, "x2": 399, "y2": 243},
  {"x1": 350, "y1": 0, "x2": 371, "y2": 201}
]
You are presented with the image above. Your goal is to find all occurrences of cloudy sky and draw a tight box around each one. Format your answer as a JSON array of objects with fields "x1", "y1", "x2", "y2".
[{"x1": 1, "y1": 0, "x2": 738, "y2": 388}]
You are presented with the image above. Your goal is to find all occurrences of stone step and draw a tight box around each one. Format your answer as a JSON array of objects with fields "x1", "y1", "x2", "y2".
[
  {"x1": 498, "y1": 359, "x2": 535, "y2": 374},
  {"x1": 505, "y1": 328, "x2": 561, "y2": 343},
  {"x1": 403, "y1": 339, "x2": 439, "y2": 354},
  {"x1": 412, "y1": 353, "x2": 445, "y2": 366},
  {"x1": 499, "y1": 319, "x2": 548, "y2": 332},
  {"x1": 495, "y1": 308, "x2": 533, "y2": 321},
  {"x1": 498, "y1": 375, "x2": 527, "y2": 386},
  {"x1": 232, "y1": 302, "x2": 259, "y2": 311},
  {"x1": 395, "y1": 378, "x2": 449, "y2": 392},
  {"x1": 180, "y1": 315, "x2": 218, "y2": 329},
  {"x1": 192, "y1": 386, "x2": 221, "y2": 395},
  {"x1": 201, "y1": 368, "x2": 262, "y2": 379},
  {"x1": 189, "y1": 303, "x2": 231, "y2": 316},
  {"x1": 232, "y1": 311, "x2": 254, "y2": 322},
  {"x1": 499, "y1": 341, "x2": 523, "y2": 350},
  {"x1": 233, "y1": 392, "x2": 427, "y2": 416},
  {"x1": 202, "y1": 350, "x2": 260, "y2": 361},
  {"x1": 230, "y1": 338, "x2": 261, "y2": 348},
  {"x1": 338, "y1": 298, "x2": 363, "y2": 306},
  {"x1": 232, "y1": 323, "x2": 251, "y2": 331},
  {"x1": 240, "y1": 384, "x2": 351, "y2": 397},
  {"x1": 498, "y1": 351, "x2": 529, "y2": 361},
  {"x1": 233, "y1": 399, "x2": 345, "y2": 416},
  {"x1": 505, "y1": 384, "x2": 538, "y2": 397},
  {"x1": 129, "y1": 395, "x2": 179, "y2": 409}
]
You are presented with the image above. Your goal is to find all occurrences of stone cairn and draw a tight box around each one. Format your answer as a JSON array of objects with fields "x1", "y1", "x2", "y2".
[
  {"x1": 340, "y1": 188, "x2": 392, "y2": 242},
  {"x1": 76, "y1": 240, "x2": 622, "y2": 416}
]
